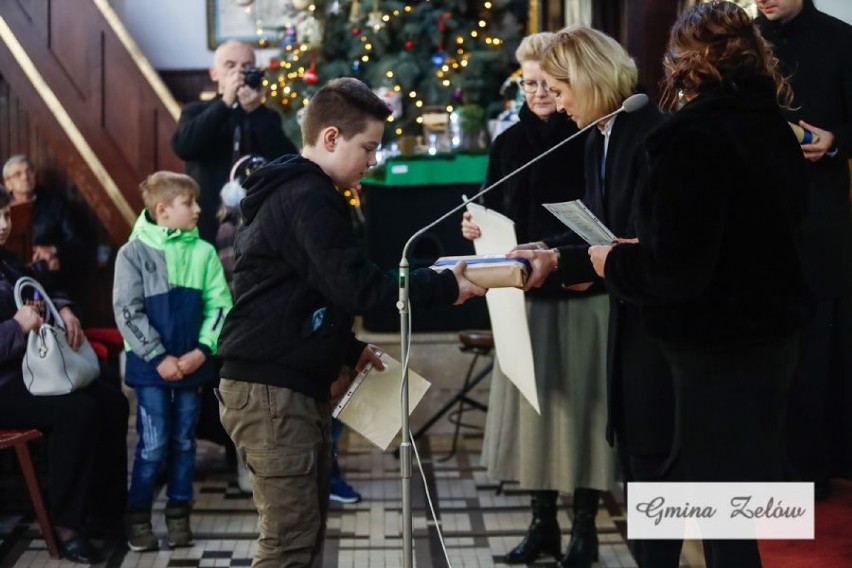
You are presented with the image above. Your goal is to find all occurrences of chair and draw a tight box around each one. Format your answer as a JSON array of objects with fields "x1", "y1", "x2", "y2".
[
  {"x1": 0, "y1": 429, "x2": 60, "y2": 559},
  {"x1": 411, "y1": 330, "x2": 494, "y2": 460}
]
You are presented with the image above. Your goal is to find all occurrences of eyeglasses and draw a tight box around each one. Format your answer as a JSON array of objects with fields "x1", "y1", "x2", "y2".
[
  {"x1": 519, "y1": 79, "x2": 549, "y2": 94},
  {"x1": 4, "y1": 168, "x2": 34, "y2": 182}
]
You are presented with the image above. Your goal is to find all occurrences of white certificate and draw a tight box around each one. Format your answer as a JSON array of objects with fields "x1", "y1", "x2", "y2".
[{"x1": 466, "y1": 202, "x2": 540, "y2": 414}]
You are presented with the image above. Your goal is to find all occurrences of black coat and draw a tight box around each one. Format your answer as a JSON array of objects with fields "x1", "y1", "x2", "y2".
[
  {"x1": 171, "y1": 97, "x2": 298, "y2": 243},
  {"x1": 605, "y1": 77, "x2": 809, "y2": 347},
  {"x1": 482, "y1": 105, "x2": 587, "y2": 298},
  {"x1": 545, "y1": 103, "x2": 665, "y2": 283},
  {"x1": 218, "y1": 156, "x2": 458, "y2": 399},
  {"x1": 543, "y1": 102, "x2": 672, "y2": 454},
  {"x1": 757, "y1": 0, "x2": 852, "y2": 298}
]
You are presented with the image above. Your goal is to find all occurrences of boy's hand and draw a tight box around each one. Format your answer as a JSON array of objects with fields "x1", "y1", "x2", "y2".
[
  {"x1": 330, "y1": 366, "x2": 354, "y2": 406},
  {"x1": 157, "y1": 355, "x2": 185, "y2": 382},
  {"x1": 355, "y1": 344, "x2": 385, "y2": 373},
  {"x1": 449, "y1": 261, "x2": 487, "y2": 305},
  {"x1": 177, "y1": 348, "x2": 206, "y2": 376}
]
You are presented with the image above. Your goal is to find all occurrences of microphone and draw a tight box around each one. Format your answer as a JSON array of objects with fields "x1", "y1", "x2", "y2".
[{"x1": 399, "y1": 92, "x2": 649, "y2": 259}]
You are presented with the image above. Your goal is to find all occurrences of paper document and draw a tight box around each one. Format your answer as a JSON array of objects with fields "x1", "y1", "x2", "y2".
[
  {"x1": 465, "y1": 201, "x2": 540, "y2": 413},
  {"x1": 543, "y1": 200, "x2": 616, "y2": 246},
  {"x1": 332, "y1": 353, "x2": 431, "y2": 451}
]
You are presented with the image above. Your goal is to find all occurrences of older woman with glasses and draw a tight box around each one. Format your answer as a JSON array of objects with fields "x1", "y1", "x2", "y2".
[{"x1": 460, "y1": 32, "x2": 617, "y2": 567}]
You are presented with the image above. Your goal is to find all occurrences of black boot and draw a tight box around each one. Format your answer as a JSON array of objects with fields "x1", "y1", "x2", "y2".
[
  {"x1": 503, "y1": 490, "x2": 562, "y2": 564},
  {"x1": 559, "y1": 488, "x2": 600, "y2": 567}
]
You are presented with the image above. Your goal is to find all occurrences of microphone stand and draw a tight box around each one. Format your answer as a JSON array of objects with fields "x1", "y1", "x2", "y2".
[{"x1": 394, "y1": 94, "x2": 648, "y2": 567}]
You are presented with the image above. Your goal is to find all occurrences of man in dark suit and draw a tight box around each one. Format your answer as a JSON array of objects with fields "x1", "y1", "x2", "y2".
[{"x1": 756, "y1": 0, "x2": 852, "y2": 498}]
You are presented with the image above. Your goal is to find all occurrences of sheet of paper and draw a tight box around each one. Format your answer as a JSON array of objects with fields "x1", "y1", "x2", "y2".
[
  {"x1": 466, "y1": 202, "x2": 540, "y2": 413},
  {"x1": 543, "y1": 200, "x2": 616, "y2": 246},
  {"x1": 332, "y1": 353, "x2": 431, "y2": 451}
]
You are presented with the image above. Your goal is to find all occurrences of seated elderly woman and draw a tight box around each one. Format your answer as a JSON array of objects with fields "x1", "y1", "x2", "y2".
[{"x1": 0, "y1": 186, "x2": 128, "y2": 564}]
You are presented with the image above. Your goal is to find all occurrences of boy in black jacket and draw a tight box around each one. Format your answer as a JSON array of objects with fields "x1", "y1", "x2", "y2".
[{"x1": 216, "y1": 77, "x2": 483, "y2": 567}]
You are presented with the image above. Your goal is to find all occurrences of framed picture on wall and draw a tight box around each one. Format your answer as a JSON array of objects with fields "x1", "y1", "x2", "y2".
[{"x1": 207, "y1": 0, "x2": 297, "y2": 49}]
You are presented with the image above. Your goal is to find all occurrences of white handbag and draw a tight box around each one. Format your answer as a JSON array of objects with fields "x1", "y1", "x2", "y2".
[{"x1": 13, "y1": 277, "x2": 100, "y2": 396}]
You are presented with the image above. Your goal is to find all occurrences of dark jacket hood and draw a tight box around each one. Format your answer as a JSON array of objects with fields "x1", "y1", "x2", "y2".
[{"x1": 240, "y1": 155, "x2": 328, "y2": 224}]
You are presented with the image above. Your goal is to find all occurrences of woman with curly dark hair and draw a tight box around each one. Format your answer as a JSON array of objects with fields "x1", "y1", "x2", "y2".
[{"x1": 589, "y1": 2, "x2": 808, "y2": 566}]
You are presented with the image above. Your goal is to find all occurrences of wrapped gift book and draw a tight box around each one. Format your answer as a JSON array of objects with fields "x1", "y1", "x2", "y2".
[{"x1": 430, "y1": 255, "x2": 531, "y2": 289}]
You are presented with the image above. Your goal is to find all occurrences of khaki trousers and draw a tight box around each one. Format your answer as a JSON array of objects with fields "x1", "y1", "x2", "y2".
[{"x1": 218, "y1": 378, "x2": 331, "y2": 568}]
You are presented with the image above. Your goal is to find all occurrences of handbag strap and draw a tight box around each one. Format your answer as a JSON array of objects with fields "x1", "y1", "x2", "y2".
[{"x1": 13, "y1": 276, "x2": 64, "y2": 329}]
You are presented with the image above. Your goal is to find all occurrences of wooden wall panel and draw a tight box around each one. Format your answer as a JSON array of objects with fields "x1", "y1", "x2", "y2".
[
  {"x1": 103, "y1": 35, "x2": 145, "y2": 172},
  {"x1": 159, "y1": 70, "x2": 212, "y2": 105},
  {"x1": 49, "y1": 0, "x2": 96, "y2": 100},
  {"x1": 0, "y1": 0, "x2": 182, "y2": 244},
  {"x1": 0, "y1": 75, "x2": 69, "y2": 191},
  {"x1": 622, "y1": 0, "x2": 679, "y2": 102},
  {"x1": 15, "y1": 0, "x2": 48, "y2": 42}
]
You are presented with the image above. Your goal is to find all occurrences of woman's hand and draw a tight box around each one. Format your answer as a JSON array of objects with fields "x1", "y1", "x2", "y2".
[
  {"x1": 508, "y1": 249, "x2": 558, "y2": 290},
  {"x1": 58, "y1": 306, "x2": 83, "y2": 350},
  {"x1": 13, "y1": 305, "x2": 42, "y2": 334},
  {"x1": 449, "y1": 261, "x2": 487, "y2": 304},
  {"x1": 461, "y1": 212, "x2": 481, "y2": 241},
  {"x1": 589, "y1": 245, "x2": 613, "y2": 278}
]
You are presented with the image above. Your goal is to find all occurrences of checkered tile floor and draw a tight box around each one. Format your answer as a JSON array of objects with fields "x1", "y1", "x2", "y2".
[{"x1": 0, "y1": 430, "x2": 709, "y2": 567}]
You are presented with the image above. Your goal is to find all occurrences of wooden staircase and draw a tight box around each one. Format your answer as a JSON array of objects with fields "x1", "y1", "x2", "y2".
[{"x1": 0, "y1": 0, "x2": 183, "y2": 244}]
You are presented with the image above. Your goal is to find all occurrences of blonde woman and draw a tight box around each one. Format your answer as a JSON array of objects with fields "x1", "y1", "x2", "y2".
[
  {"x1": 509, "y1": 26, "x2": 673, "y2": 566},
  {"x1": 461, "y1": 32, "x2": 616, "y2": 566}
]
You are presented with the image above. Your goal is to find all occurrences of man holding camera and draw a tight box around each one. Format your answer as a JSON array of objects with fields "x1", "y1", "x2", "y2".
[
  {"x1": 171, "y1": 40, "x2": 297, "y2": 480},
  {"x1": 172, "y1": 39, "x2": 297, "y2": 244}
]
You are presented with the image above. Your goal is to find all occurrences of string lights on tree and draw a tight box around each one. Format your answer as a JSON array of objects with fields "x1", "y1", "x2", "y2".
[{"x1": 258, "y1": 0, "x2": 520, "y2": 142}]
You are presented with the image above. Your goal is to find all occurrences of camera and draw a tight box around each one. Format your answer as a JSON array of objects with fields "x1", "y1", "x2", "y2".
[{"x1": 243, "y1": 66, "x2": 265, "y2": 90}]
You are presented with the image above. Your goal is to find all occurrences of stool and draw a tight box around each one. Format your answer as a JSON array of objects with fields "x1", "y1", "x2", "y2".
[
  {"x1": 411, "y1": 330, "x2": 494, "y2": 460},
  {"x1": 0, "y1": 429, "x2": 59, "y2": 558}
]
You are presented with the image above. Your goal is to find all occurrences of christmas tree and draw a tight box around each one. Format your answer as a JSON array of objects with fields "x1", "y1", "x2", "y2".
[{"x1": 256, "y1": 0, "x2": 525, "y2": 145}]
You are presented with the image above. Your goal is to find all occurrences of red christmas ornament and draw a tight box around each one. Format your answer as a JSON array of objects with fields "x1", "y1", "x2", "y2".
[
  {"x1": 303, "y1": 62, "x2": 319, "y2": 85},
  {"x1": 404, "y1": 40, "x2": 414, "y2": 50},
  {"x1": 268, "y1": 57, "x2": 280, "y2": 71},
  {"x1": 352, "y1": 26, "x2": 361, "y2": 35}
]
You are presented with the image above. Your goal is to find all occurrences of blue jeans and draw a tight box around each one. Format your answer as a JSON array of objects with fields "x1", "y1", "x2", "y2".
[{"x1": 128, "y1": 386, "x2": 202, "y2": 510}]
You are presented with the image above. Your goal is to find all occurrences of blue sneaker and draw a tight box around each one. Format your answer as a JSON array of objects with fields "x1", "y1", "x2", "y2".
[{"x1": 329, "y1": 476, "x2": 362, "y2": 504}]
